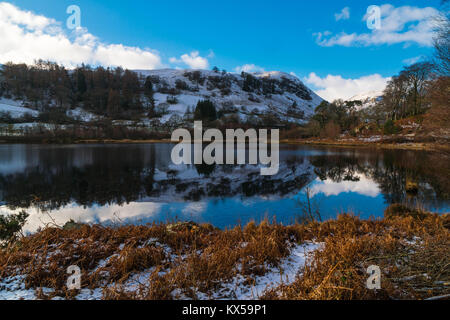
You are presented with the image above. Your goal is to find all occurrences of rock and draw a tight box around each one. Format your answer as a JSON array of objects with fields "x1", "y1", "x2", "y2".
[
  {"x1": 166, "y1": 221, "x2": 199, "y2": 234},
  {"x1": 63, "y1": 220, "x2": 85, "y2": 230}
]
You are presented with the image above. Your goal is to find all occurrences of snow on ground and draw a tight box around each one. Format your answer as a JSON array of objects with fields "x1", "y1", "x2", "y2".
[
  {"x1": 0, "y1": 275, "x2": 104, "y2": 300},
  {"x1": 67, "y1": 108, "x2": 100, "y2": 122},
  {"x1": 0, "y1": 98, "x2": 39, "y2": 118},
  {"x1": 195, "y1": 241, "x2": 322, "y2": 300},
  {"x1": 359, "y1": 135, "x2": 382, "y2": 142},
  {"x1": 0, "y1": 275, "x2": 55, "y2": 300},
  {"x1": 0, "y1": 241, "x2": 322, "y2": 300}
]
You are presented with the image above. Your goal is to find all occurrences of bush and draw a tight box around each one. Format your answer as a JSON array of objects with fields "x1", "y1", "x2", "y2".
[
  {"x1": 0, "y1": 211, "x2": 29, "y2": 245},
  {"x1": 166, "y1": 95, "x2": 178, "y2": 105},
  {"x1": 194, "y1": 100, "x2": 217, "y2": 121},
  {"x1": 175, "y1": 80, "x2": 189, "y2": 91},
  {"x1": 323, "y1": 121, "x2": 341, "y2": 139},
  {"x1": 383, "y1": 119, "x2": 401, "y2": 135},
  {"x1": 0, "y1": 111, "x2": 13, "y2": 123},
  {"x1": 384, "y1": 204, "x2": 429, "y2": 220},
  {"x1": 38, "y1": 109, "x2": 75, "y2": 124}
]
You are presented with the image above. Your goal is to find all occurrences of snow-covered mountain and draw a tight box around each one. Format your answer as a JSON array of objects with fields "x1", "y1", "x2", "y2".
[
  {"x1": 348, "y1": 91, "x2": 383, "y2": 111},
  {"x1": 134, "y1": 69, "x2": 323, "y2": 124}
]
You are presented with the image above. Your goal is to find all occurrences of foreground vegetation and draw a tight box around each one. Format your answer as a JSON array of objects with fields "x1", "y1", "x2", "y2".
[{"x1": 0, "y1": 206, "x2": 448, "y2": 300}]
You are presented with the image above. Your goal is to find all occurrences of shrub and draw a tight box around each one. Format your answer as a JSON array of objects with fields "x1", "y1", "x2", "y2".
[
  {"x1": 323, "y1": 121, "x2": 341, "y2": 139},
  {"x1": 384, "y1": 204, "x2": 429, "y2": 220},
  {"x1": 383, "y1": 119, "x2": 401, "y2": 135},
  {"x1": 194, "y1": 100, "x2": 217, "y2": 121},
  {"x1": 166, "y1": 95, "x2": 178, "y2": 105},
  {"x1": 175, "y1": 80, "x2": 189, "y2": 91},
  {"x1": 0, "y1": 211, "x2": 29, "y2": 245}
]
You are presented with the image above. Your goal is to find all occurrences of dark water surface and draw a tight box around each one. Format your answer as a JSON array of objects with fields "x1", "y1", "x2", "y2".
[{"x1": 0, "y1": 143, "x2": 448, "y2": 232}]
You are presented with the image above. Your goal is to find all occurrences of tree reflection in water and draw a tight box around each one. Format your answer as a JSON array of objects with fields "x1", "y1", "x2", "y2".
[{"x1": 0, "y1": 144, "x2": 448, "y2": 222}]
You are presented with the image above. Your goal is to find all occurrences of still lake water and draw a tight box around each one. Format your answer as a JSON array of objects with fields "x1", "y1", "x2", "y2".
[{"x1": 0, "y1": 143, "x2": 448, "y2": 232}]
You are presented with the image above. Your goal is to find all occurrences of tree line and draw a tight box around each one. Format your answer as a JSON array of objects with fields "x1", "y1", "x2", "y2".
[
  {"x1": 0, "y1": 60, "x2": 155, "y2": 119},
  {"x1": 299, "y1": 7, "x2": 449, "y2": 140}
]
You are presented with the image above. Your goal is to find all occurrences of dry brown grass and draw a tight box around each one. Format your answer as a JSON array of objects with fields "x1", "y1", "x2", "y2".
[
  {"x1": 262, "y1": 212, "x2": 449, "y2": 300},
  {"x1": 0, "y1": 208, "x2": 448, "y2": 300}
]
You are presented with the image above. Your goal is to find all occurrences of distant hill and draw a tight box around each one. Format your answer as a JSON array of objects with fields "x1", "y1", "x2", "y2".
[{"x1": 348, "y1": 91, "x2": 383, "y2": 111}]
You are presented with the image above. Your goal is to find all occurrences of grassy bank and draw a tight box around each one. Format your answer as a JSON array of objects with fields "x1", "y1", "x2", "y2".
[
  {"x1": 2, "y1": 135, "x2": 449, "y2": 154},
  {"x1": 281, "y1": 138, "x2": 450, "y2": 153},
  {"x1": 0, "y1": 206, "x2": 448, "y2": 300}
]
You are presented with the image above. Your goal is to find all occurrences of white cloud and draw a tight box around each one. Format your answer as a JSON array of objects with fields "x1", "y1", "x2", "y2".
[
  {"x1": 316, "y1": 5, "x2": 440, "y2": 47},
  {"x1": 234, "y1": 64, "x2": 265, "y2": 73},
  {"x1": 170, "y1": 51, "x2": 209, "y2": 69},
  {"x1": 309, "y1": 175, "x2": 380, "y2": 198},
  {"x1": 335, "y1": 7, "x2": 350, "y2": 21},
  {"x1": 305, "y1": 72, "x2": 390, "y2": 101},
  {"x1": 0, "y1": 2, "x2": 163, "y2": 69},
  {"x1": 182, "y1": 202, "x2": 207, "y2": 217},
  {"x1": 2, "y1": 202, "x2": 163, "y2": 234},
  {"x1": 402, "y1": 55, "x2": 425, "y2": 65}
]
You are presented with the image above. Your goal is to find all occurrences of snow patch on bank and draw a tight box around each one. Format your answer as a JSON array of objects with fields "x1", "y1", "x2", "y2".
[
  {"x1": 0, "y1": 241, "x2": 322, "y2": 300},
  {"x1": 197, "y1": 241, "x2": 322, "y2": 300}
]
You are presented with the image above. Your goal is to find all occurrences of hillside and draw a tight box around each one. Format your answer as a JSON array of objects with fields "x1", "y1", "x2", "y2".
[
  {"x1": 134, "y1": 69, "x2": 323, "y2": 124},
  {"x1": 0, "y1": 64, "x2": 324, "y2": 137},
  {"x1": 348, "y1": 91, "x2": 383, "y2": 111}
]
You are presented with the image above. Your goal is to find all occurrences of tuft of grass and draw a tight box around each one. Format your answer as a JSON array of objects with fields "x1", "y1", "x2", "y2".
[
  {"x1": 384, "y1": 204, "x2": 429, "y2": 220},
  {"x1": 262, "y1": 212, "x2": 449, "y2": 300}
]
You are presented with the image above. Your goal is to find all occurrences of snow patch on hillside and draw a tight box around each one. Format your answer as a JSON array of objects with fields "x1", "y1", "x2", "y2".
[
  {"x1": 0, "y1": 99, "x2": 39, "y2": 118},
  {"x1": 348, "y1": 91, "x2": 383, "y2": 111}
]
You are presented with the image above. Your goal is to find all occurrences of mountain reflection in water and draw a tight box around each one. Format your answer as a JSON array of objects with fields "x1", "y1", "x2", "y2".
[{"x1": 0, "y1": 144, "x2": 448, "y2": 232}]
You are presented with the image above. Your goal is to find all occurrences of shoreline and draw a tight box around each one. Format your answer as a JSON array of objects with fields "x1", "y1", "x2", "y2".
[
  {"x1": 1, "y1": 137, "x2": 448, "y2": 153},
  {"x1": 280, "y1": 139, "x2": 450, "y2": 153}
]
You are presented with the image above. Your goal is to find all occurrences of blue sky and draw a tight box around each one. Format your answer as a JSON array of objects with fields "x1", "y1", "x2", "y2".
[{"x1": 0, "y1": 0, "x2": 445, "y2": 100}]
